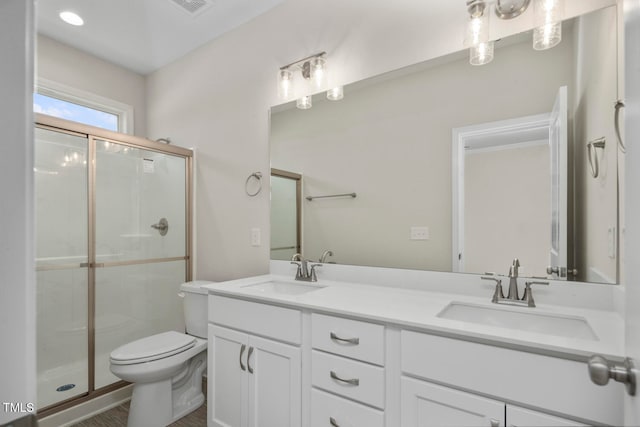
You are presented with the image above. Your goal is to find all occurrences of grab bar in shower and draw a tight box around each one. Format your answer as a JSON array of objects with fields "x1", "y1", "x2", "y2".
[{"x1": 305, "y1": 192, "x2": 357, "y2": 201}]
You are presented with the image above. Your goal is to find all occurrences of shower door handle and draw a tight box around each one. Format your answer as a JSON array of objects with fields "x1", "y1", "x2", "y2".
[{"x1": 151, "y1": 218, "x2": 169, "y2": 236}]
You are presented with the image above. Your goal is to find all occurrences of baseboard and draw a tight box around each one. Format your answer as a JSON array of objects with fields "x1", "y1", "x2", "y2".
[{"x1": 37, "y1": 385, "x2": 133, "y2": 427}]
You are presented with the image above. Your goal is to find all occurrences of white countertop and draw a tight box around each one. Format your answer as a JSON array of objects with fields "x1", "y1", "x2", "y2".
[{"x1": 204, "y1": 273, "x2": 624, "y2": 361}]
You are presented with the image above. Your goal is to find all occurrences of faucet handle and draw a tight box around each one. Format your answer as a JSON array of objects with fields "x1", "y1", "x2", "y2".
[
  {"x1": 309, "y1": 263, "x2": 322, "y2": 282},
  {"x1": 290, "y1": 260, "x2": 303, "y2": 278},
  {"x1": 522, "y1": 281, "x2": 549, "y2": 307},
  {"x1": 482, "y1": 276, "x2": 504, "y2": 303}
]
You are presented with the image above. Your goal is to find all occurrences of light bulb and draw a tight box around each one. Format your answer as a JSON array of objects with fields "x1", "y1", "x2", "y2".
[
  {"x1": 277, "y1": 69, "x2": 293, "y2": 100},
  {"x1": 311, "y1": 57, "x2": 326, "y2": 89},
  {"x1": 296, "y1": 95, "x2": 312, "y2": 110},
  {"x1": 470, "y1": 41, "x2": 494, "y2": 66},
  {"x1": 327, "y1": 86, "x2": 344, "y2": 101},
  {"x1": 533, "y1": 0, "x2": 562, "y2": 50},
  {"x1": 464, "y1": 2, "x2": 488, "y2": 48}
]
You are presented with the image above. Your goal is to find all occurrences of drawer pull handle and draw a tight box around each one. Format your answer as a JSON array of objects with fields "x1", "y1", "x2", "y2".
[
  {"x1": 239, "y1": 344, "x2": 246, "y2": 371},
  {"x1": 330, "y1": 370, "x2": 360, "y2": 386},
  {"x1": 247, "y1": 346, "x2": 254, "y2": 374},
  {"x1": 329, "y1": 417, "x2": 340, "y2": 427},
  {"x1": 330, "y1": 332, "x2": 360, "y2": 345}
]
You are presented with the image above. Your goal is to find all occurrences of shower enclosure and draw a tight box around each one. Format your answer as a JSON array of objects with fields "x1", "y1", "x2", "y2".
[{"x1": 34, "y1": 114, "x2": 193, "y2": 414}]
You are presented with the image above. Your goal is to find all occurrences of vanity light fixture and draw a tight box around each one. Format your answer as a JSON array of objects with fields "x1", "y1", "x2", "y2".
[
  {"x1": 59, "y1": 10, "x2": 84, "y2": 26},
  {"x1": 464, "y1": 0, "x2": 563, "y2": 66},
  {"x1": 278, "y1": 52, "x2": 344, "y2": 109}
]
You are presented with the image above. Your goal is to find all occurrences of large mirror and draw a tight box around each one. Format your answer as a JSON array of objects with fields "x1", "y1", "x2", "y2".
[{"x1": 270, "y1": 5, "x2": 621, "y2": 284}]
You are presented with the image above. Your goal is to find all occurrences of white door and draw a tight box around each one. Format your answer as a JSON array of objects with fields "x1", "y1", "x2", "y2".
[
  {"x1": 400, "y1": 377, "x2": 504, "y2": 427},
  {"x1": 247, "y1": 335, "x2": 301, "y2": 427},
  {"x1": 506, "y1": 405, "x2": 587, "y2": 427},
  {"x1": 209, "y1": 325, "x2": 249, "y2": 427},
  {"x1": 548, "y1": 86, "x2": 568, "y2": 279},
  {"x1": 624, "y1": 0, "x2": 640, "y2": 423}
]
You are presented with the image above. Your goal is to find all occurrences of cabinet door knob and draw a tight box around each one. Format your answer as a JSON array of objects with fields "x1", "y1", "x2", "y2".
[
  {"x1": 330, "y1": 370, "x2": 360, "y2": 386},
  {"x1": 239, "y1": 344, "x2": 246, "y2": 371},
  {"x1": 330, "y1": 332, "x2": 360, "y2": 345},
  {"x1": 329, "y1": 417, "x2": 340, "y2": 427},
  {"x1": 247, "y1": 346, "x2": 254, "y2": 374}
]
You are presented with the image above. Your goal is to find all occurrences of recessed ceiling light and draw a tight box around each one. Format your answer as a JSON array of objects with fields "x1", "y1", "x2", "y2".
[{"x1": 59, "y1": 11, "x2": 84, "y2": 26}]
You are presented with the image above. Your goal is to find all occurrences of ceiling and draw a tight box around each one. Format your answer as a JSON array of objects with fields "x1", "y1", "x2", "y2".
[{"x1": 36, "y1": 0, "x2": 285, "y2": 75}]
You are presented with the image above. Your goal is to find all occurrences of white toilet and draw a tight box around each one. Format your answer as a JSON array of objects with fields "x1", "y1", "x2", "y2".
[{"x1": 109, "y1": 280, "x2": 212, "y2": 427}]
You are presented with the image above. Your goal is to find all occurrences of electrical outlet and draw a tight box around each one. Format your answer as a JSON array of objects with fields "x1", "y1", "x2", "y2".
[
  {"x1": 410, "y1": 226, "x2": 429, "y2": 240},
  {"x1": 251, "y1": 228, "x2": 261, "y2": 247}
]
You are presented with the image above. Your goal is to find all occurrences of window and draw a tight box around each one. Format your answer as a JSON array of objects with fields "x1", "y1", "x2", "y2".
[
  {"x1": 34, "y1": 79, "x2": 134, "y2": 134},
  {"x1": 34, "y1": 93, "x2": 119, "y2": 132}
]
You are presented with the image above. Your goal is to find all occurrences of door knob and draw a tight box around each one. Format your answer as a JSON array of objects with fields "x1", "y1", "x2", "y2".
[{"x1": 588, "y1": 354, "x2": 636, "y2": 396}]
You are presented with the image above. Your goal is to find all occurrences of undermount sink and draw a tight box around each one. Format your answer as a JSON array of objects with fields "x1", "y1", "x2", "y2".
[
  {"x1": 241, "y1": 280, "x2": 326, "y2": 296},
  {"x1": 437, "y1": 302, "x2": 598, "y2": 341}
]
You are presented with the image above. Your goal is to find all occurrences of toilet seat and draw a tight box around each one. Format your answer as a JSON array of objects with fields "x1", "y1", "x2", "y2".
[{"x1": 110, "y1": 331, "x2": 196, "y2": 365}]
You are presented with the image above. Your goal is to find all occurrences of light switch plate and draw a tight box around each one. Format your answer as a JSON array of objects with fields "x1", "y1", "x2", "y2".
[{"x1": 251, "y1": 227, "x2": 261, "y2": 246}]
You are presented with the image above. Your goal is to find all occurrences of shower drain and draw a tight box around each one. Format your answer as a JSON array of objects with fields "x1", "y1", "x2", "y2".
[{"x1": 56, "y1": 384, "x2": 76, "y2": 392}]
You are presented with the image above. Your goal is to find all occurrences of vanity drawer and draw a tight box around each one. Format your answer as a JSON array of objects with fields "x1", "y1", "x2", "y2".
[
  {"x1": 311, "y1": 388, "x2": 384, "y2": 427},
  {"x1": 208, "y1": 295, "x2": 301, "y2": 345},
  {"x1": 312, "y1": 350, "x2": 385, "y2": 409},
  {"x1": 312, "y1": 313, "x2": 385, "y2": 365}
]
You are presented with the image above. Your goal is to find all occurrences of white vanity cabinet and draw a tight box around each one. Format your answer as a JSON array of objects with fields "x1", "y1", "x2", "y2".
[
  {"x1": 400, "y1": 330, "x2": 621, "y2": 426},
  {"x1": 400, "y1": 377, "x2": 588, "y2": 427},
  {"x1": 310, "y1": 313, "x2": 386, "y2": 427},
  {"x1": 208, "y1": 296, "x2": 302, "y2": 427}
]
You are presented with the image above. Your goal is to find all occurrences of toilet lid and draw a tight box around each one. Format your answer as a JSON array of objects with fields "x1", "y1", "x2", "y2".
[{"x1": 110, "y1": 331, "x2": 196, "y2": 365}]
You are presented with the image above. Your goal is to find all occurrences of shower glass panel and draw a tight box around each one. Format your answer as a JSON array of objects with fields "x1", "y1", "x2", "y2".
[
  {"x1": 95, "y1": 261, "x2": 186, "y2": 388},
  {"x1": 94, "y1": 141, "x2": 187, "y2": 263},
  {"x1": 35, "y1": 128, "x2": 89, "y2": 408},
  {"x1": 94, "y1": 140, "x2": 188, "y2": 389}
]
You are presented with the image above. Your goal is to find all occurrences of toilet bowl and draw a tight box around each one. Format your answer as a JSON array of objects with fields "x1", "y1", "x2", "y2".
[{"x1": 109, "y1": 281, "x2": 213, "y2": 427}]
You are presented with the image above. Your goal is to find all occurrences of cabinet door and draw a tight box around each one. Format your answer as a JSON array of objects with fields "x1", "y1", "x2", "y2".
[
  {"x1": 507, "y1": 405, "x2": 588, "y2": 427},
  {"x1": 401, "y1": 377, "x2": 504, "y2": 427},
  {"x1": 209, "y1": 325, "x2": 249, "y2": 427},
  {"x1": 247, "y1": 334, "x2": 301, "y2": 427}
]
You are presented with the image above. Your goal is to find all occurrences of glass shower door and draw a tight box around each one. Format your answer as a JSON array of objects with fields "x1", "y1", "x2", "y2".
[
  {"x1": 35, "y1": 127, "x2": 89, "y2": 408},
  {"x1": 93, "y1": 139, "x2": 189, "y2": 388}
]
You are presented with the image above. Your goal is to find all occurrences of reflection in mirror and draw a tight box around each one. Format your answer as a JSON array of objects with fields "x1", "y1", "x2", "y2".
[{"x1": 270, "y1": 6, "x2": 619, "y2": 284}]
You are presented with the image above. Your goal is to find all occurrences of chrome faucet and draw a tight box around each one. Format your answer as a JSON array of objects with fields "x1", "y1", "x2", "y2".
[
  {"x1": 507, "y1": 258, "x2": 521, "y2": 300},
  {"x1": 481, "y1": 259, "x2": 549, "y2": 307},
  {"x1": 291, "y1": 253, "x2": 321, "y2": 282},
  {"x1": 319, "y1": 250, "x2": 333, "y2": 263}
]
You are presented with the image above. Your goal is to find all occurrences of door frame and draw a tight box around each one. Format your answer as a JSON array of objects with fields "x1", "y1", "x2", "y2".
[{"x1": 451, "y1": 113, "x2": 551, "y2": 273}]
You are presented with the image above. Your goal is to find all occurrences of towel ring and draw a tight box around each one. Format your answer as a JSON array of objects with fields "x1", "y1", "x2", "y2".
[
  {"x1": 245, "y1": 172, "x2": 263, "y2": 196},
  {"x1": 587, "y1": 138, "x2": 606, "y2": 178}
]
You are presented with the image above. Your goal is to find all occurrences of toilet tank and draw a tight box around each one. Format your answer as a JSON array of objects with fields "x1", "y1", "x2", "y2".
[{"x1": 180, "y1": 281, "x2": 213, "y2": 339}]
